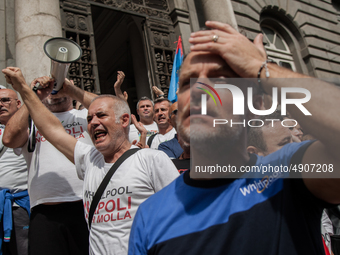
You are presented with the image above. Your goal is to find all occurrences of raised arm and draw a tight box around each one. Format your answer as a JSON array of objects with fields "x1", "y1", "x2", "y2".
[
  {"x1": 189, "y1": 21, "x2": 340, "y2": 203},
  {"x1": 63, "y1": 78, "x2": 97, "y2": 109},
  {"x1": 2, "y1": 67, "x2": 77, "y2": 163},
  {"x1": 3, "y1": 104, "x2": 29, "y2": 148},
  {"x1": 3, "y1": 76, "x2": 52, "y2": 148},
  {"x1": 113, "y1": 71, "x2": 128, "y2": 102}
]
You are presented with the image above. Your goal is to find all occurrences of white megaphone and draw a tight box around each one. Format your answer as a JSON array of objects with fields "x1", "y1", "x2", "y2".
[{"x1": 44, "y1": 37, "x2": 82, "y2": 95}]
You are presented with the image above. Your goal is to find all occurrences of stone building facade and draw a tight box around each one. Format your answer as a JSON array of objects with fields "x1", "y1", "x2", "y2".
[{"x1": 1, "y1": 0, "x2": 340, "y2": 109}]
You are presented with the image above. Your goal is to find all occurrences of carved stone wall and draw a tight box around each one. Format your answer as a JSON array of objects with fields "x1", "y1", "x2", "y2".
[
  {"x1": 92, "y1": 0, "x2": 171, "y2": 20},
  {"x1": 60, "y1": 0, "x2": 100, "y2": 94},
  {"x1": 59, "y1": 0, "x2": 182, "y2": 98},
  {"x1": 145, "y1": 20, "x2": 175, "y2": 97},
  {"x1": 89, "y1": 0, "x2": 176, "y2": 97}
]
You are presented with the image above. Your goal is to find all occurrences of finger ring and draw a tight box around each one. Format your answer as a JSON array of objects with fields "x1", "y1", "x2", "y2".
[{"x1": 212, "y1": 35, "x2": 219, "y2": 43}]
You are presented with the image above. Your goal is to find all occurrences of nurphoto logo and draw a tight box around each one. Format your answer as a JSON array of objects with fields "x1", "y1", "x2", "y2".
[{"x1": 195, "y1": 79, "x2": 312, "y2": 128}]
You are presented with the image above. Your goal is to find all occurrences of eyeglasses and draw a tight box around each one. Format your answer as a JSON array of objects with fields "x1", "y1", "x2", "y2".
[
  {"x1": 0, "y1": 97, "x2": 16, "y2": 105},
  {"x1": 169, "y1": 109, "x2": 178, "y2": 118}
]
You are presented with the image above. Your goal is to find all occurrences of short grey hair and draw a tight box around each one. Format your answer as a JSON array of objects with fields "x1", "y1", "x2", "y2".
[
  {"x1": 136, "y1": 96, "x2": 153, "y2": 109},
  {"x1": 91, "y1": 95, "x2": 131, "y2": 132}
]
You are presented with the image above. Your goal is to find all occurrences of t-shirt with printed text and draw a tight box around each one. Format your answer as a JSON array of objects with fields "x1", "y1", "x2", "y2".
[
  {"x1": 74, "y1": 142, "x2": 179, "y2": 255},
  {"x1": 19, "y1": 108, "x2": 93, "y2": 208}
]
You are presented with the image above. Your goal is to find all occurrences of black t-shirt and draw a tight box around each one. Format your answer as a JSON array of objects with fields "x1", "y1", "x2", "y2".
[{"x1": 171, "y1": 158, "x2": 190, "y2": 174}]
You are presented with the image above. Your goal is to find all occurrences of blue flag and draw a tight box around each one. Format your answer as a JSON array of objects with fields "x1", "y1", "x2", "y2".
[{"x1": 168, "y1": 36, "x2": 183, "y2": 103}]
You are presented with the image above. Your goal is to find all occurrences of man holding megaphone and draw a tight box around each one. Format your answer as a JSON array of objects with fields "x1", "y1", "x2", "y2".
[
  {"x1": 2, "y1": 73, "x2": 97, "y2": 255},
  {"x1": 2, "y1": 37, "x2": 96, "y2": 254}
]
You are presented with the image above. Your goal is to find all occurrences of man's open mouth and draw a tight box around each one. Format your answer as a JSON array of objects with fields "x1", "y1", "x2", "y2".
[
  {"x1": 94, "y1": 130, "x2": 107, "y2": 141},
  {"x1": 158, "y1": 116, "x2": 166, "y2": 122}
]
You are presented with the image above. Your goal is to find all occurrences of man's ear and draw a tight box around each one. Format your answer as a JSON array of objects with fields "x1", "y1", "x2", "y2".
[
  {"x1": 247, "y1": 145, "x2": 265, "y2": 156},
  {"x1": 121, "y1": 113, "x2": 130, "y2": 127},
  {"x1": 16, "y1": 99, "x2": 22, "y2": 109},
  {"x1": 247, "y1": 146, "x2": 258, "y2": 155}
]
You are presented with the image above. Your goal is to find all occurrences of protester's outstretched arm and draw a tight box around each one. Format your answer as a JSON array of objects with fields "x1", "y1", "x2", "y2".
[
  {"x1": 3, "y1": 76, "x2": 52, "y2": 148},
  {"x1": 190, "y1": 21, "x2": 340, "y2": 203},
  {"x1": 2, "y1": 67, "x2": 77, "y2": 163},
  {"x1": 3, "y1": 104, "x2": 29, "y2": 148},
  {"x1": 113, "y1": 71, "x2": 128, "y2": 102},
  {"x1": 63, "y1": 78, "x2": 97, "y2": 109}
]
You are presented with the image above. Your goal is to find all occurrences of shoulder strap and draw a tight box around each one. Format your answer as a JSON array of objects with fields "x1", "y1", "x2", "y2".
[
  {"x1": 147, "y1": 133, "x2": 157, "y2": 148},
  {"x1": 27, "y1": 115, "x2": 36, "y2": 153},
  {"x1": 88, "y1": 148, "x2": 140, "y2": 229},
  {"x1": 28, "y1": 84, "x2": 40, "y2": 153}
]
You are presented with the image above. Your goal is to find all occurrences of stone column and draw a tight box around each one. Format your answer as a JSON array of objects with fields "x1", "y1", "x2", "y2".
[
  {"x1": 201, "y1": 0, "x2": 238, "y2": 30},
  {"x1": 15, "y1": 0, "x2": 62, "y2": 84},
  {"x1": 0, "y1": 0, "x2": 16, "y2": 87}
]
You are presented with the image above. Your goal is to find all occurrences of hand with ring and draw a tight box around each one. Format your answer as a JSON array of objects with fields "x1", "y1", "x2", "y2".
[
  {"x1": 212, "y1": 35, "x2": 219, "y2": 43},
  {"x1": 189, "y1": 21, "x2": 267, "y2": 78}
]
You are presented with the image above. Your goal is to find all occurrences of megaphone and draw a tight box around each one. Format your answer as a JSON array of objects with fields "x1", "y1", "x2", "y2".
[{"x1": 44, "y1": 37, "x2": 82, "y2": 95}]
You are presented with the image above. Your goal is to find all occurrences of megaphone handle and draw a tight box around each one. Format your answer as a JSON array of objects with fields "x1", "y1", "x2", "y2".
[{"x1": 32, "y1": 82, "x2": 40, "y2": 93}]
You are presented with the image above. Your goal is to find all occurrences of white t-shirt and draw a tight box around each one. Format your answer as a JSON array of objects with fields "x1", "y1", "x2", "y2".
[
  {"x1": 19, "y1": 109, "x2": 93, "y2": 208},
  {"x1": 74, "y1": 142, "x2": 179, "y2": 255},
  {"x1": 0, "y1": 125, "x2": 28, "y2": 194},
  {"x1": 128, "y1": 121, "x2": 158, "y2": 143},
  {"x1": 150, "y1": 127, "x2": 176, "y2": 149}
]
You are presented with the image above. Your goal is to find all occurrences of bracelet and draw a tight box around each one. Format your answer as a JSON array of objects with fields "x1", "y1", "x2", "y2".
[
  {"x1": 156, "y1": 94, "x2": 164, "y2": 98},
  {"x1": 257, "y1": 59, "x2": 276, "y2": 93}
]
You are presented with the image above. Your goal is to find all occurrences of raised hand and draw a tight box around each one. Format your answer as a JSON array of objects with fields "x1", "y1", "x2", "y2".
[
  {"x1": 152, "y1": 86, "x2": 164, "y2": 98},
  {"x1": 131, "y1": 114, "x2": 147, "y2": 148},
  {"x1": 189, "y1": 21, "x2": 267, "y2": 78},
  {"x1": 2, "y1": 67, "x2": 28, "y2": 92},
  {"x1": 30, "y1": 76, "x2": 54, "y2": 101},
  {"x1": 114, "y1": 71, "x2": 128, "y2": 101}
]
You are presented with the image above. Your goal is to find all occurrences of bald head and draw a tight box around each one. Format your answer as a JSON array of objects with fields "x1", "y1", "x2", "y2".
[
  {"x1": 0, "y1": 89, "x2": 18, "y2": 98},
  {"x1": 0, "y1": 89, "x2": 21, "y2": 125}
]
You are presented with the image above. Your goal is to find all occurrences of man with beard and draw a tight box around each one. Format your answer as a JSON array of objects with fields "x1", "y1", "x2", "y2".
[
  {"x1": 0, "y1": 87, "x2": 30, "y2": 255},
  {"x1": 2, "y1": 76, "x2": 95, "y2": 255},
  {"x1": 128, "y1": 21, "x2": 340, "y2": 255},
  {"x1": 1, "y1": 68, "x2": 179, "y2": 254},
  {"x1": 129, "y1": 97, "x2": 158, "y2": 144}
]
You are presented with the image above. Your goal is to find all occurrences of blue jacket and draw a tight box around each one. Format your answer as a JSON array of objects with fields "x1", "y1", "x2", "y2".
[{"x1": 0, "y1": 189, "x2": 30, "y2": 253}]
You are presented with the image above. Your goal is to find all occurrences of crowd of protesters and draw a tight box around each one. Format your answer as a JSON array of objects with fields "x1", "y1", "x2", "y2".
[{"x1": 0, "y1": 20, "x2": 340, "y2": 255}]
